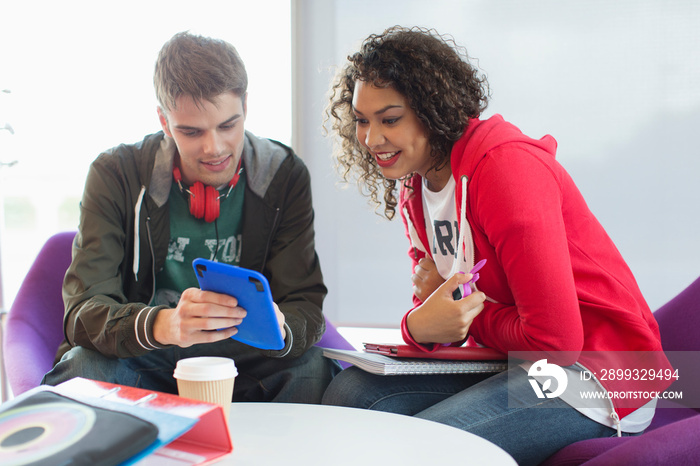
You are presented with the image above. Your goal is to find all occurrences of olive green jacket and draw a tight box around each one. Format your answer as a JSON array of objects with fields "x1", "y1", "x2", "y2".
[{"x1": 58, "y1": 131, "x2": 326, "y2": 362}]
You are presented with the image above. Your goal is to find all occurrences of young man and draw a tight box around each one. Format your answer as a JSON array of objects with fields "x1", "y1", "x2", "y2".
[{"x1": 43, "y1": 32, "x2": 339, "y2": 403}]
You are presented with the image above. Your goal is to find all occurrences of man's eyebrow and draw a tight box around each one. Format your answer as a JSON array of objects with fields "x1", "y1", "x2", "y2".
[
  {"x1": 174, "y1": 113, "x2": 243, "y2": 130},
  {"x1": 219, "y1": 114, "x2": 243, "y2": 125},
  {"x1": 352, "y1": 105, "x2": 403, "y2": 116}
]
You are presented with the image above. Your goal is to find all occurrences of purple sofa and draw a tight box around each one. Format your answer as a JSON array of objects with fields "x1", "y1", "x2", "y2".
[
  {"x1": 541, "y1": 275, "x2": 700, "y2": 465},
  {"x1": 3, "y1": 231, "x2": 354, "y2": 396}
]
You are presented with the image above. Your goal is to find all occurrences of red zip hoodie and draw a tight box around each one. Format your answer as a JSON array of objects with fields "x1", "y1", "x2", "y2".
[{"x1": 399, "y1": 114, "x2": 672, "y2": 419}]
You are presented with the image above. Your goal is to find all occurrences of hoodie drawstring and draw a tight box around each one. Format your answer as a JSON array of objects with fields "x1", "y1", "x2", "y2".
[
  {"x1": 610, "y1": 411, "x2": 622, "y2": 437},
  {"x1": 403, "y1": 206, "x2": 428, "y2": 257},
  {"x1": 450, "y1": 175, "x2": 474, "y2": 276}
]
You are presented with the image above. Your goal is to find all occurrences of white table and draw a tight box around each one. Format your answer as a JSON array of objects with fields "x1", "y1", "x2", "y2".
[{"x1": 217, "y1": 403, "x2": 516, "y2": 465}]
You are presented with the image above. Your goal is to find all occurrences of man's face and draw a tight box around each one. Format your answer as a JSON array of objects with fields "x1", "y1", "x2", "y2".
[{"x1": 158, "y1": 92, "x2": 247, "y2": 188}]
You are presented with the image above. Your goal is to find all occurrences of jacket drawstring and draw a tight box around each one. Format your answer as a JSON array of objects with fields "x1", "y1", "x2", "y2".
[
  {"x1": 610, "y1": 411, "x2": 622, "y2": 437},
  {"x1": 454, "y1": 175, "x2": 495, "y2": 302},
  {"x1": 576, "y1": 363, "x2": 623, "y2": 437},
  {"x1": 403, "y1": 206, "x2": 428, "y2": 257},
  {"x1": 133, "y1": 185, "x2": 146, "y2": 281},
  {"x1": 451, "y1": 175, "x2": 474, "y2": 276}
]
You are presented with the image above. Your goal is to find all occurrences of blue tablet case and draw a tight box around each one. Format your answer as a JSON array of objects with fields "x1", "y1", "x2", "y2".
[{"x1": 192, "y1": 259, "x2": 285, "y2": 350}]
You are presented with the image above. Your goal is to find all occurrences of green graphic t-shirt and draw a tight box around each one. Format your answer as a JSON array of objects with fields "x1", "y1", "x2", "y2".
[{"x1": 152, "y1": 176, "x2": 246, "y2": 308}]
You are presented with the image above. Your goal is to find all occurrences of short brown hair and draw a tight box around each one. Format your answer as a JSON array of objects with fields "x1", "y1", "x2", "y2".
[{"x1": 154, "y1": 31, "x2": 248, "y2": 111}]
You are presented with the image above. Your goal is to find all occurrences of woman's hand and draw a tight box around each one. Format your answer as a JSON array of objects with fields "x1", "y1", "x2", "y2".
[
  {"x1": 406, "y1": 273, "x2": 485, "y2": 344},
  {"x1": 412, "y1": 257, "x2": 445, "y2": 302}
]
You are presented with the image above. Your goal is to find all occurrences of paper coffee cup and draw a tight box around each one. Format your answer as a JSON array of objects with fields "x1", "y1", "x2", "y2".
[{"x1": 174, "y1": 357, "x2": 237, "y2": 421}]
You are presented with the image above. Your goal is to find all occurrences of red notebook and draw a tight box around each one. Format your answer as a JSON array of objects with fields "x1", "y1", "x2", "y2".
[{"x1": 363, "y1": 343, "x2": 507, "y2": 361}]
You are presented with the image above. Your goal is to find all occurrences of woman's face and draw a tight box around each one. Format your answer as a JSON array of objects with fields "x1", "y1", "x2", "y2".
[{"x1": 352, "y1": 81, "x2": 432, "y2": 181}]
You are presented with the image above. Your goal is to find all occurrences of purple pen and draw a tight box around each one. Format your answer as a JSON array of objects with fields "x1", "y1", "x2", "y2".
[{"x1": 460, "y1": 259, "x2": 487, "y2": 298}]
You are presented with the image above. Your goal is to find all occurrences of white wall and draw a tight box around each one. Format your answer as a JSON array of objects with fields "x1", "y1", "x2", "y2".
[{"x1": 293, "y1": 0, "x2": 700, "y2": 327}]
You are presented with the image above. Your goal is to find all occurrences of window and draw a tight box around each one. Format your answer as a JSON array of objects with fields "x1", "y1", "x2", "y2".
[{"x1": 0, "y1": 1, "x2": 291, "y2": 310}]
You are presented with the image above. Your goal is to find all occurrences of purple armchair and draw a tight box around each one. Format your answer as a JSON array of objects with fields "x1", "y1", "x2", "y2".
[
  {"x1": 3, "y1": 231, "x2": 75, "y2": 396},
  {"x1": 541, "y1": 276, "x2": 700, "y2": 465},
  {"x1": 2, "y1": 231, "x2": 353, "y2": 397}
]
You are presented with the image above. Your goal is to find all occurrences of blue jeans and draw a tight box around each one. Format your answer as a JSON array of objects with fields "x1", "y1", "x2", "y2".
[
  {"x1": 322, "y1": 366, "x2": 633, "y2": 466},
  {"x1": 43, "y1": 339, "x2": 341, "y2": 404}
]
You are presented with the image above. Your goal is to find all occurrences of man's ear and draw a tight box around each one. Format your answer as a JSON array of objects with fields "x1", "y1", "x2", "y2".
[{"x1": 157, "y1": 107, "x2": 173, "y2": 137}]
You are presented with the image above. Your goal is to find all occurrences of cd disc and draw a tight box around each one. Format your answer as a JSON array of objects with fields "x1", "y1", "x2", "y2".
[{"x1": 0, "y1": 401, "x2": 96, "y2": 465}]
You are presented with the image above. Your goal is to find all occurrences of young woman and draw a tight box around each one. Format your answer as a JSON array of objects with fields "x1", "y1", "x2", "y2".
[{"x1": 322, "y1": 26, "x2": 672, "y2": 465}]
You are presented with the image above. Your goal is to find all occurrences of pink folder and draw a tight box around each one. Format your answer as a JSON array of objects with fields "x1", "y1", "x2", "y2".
[{"x1": 363, "y1": 342, "x2": 506, "y2": 361}]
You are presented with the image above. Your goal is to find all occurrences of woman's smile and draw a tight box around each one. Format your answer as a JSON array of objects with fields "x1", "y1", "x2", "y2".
[{"x1": 375, "y1": 150, "x2": 401, "y2": 167}]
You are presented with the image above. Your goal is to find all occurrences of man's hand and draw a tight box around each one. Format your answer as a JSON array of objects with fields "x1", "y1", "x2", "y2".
[
  {"x1": 273, "y1": 302, "x2": 287, "y2": 340},
  {"x1": 411, "y1": 257, "x2": 445, "y2": 303},
  {"x1": 406, "y1": 273, "x2": 485, "y2": 344},
  {"x1": 153, "y1": 288, "x2": 247, "y2": 347}
]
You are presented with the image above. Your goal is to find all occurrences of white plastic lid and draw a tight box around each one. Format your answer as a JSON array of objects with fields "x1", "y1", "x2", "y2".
[{"x1": 173, "y1": 357, "x2": 238, "y2": 381}]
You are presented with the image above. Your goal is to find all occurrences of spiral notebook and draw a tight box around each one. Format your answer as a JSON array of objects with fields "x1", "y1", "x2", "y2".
[{"x1": 321, "y1": 348, "x2": 508, "y2": 376}]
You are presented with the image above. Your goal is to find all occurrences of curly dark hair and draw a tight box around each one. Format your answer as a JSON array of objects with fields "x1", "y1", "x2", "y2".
[{"x1": 326, "y1": 26, "x2": 489, "y2": 219}]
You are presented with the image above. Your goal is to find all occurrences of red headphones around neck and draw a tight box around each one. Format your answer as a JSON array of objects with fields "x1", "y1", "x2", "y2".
[{"x1": 172, "y1": 157, "x2": 243, "y2": 223}]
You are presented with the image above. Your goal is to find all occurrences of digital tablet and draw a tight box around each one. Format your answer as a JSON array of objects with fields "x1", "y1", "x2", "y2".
[{"x1": 192, "y1": 258, "x2": 285, "y2": 350}]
